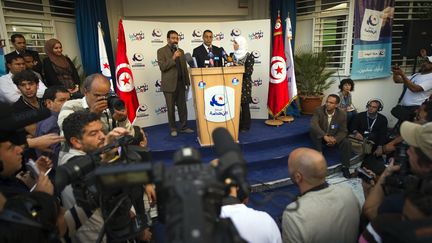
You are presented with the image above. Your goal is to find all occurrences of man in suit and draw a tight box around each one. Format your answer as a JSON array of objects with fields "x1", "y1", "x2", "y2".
[
  {"x1": 310, "y1": 94, "x2": 352, "y2": 178},
  {"x1": 157, "y1": 30, "x2": 194, "y2": 137},
  {"x1": 192, "y1": 30, "x2": 223, "y2": 68},
  {"x1": 5, "y1": 34, "x2": 42, "y2": 76}
]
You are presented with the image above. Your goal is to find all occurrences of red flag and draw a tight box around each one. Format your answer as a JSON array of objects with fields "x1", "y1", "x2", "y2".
[
  {"x1": 268, "y1": 14, "x2": 289, "y2": 117},
  {"x1": 115, "y1": 19, "x2": 139, "y2": 123}
]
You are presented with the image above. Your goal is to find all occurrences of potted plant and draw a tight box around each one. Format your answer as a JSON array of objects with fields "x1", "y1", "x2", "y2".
[{"x1": 294, "y1": 51, "x2": 336, "y2": 114}]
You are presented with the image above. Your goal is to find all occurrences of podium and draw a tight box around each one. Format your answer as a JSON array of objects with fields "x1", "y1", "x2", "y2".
[{"x1": 189, "y1": 66, "x2": 245, "y2": 146}]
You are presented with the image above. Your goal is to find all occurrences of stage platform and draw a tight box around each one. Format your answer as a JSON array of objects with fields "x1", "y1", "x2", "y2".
[{"x1": 145, "y1": 116, "x2": 341, "y2": 186}]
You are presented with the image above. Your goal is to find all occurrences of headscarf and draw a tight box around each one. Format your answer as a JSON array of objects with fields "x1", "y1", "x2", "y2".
[
  {"x1": 44, "y1": 38, "x2": 69, "y2": 69},
  {"x1": 234, "y1": 36, "x2": 248, "y2": 61}
]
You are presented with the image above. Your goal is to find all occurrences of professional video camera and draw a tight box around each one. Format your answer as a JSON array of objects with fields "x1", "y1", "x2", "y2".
[
  {"x1": 55, "y1": 135, "x2": 152, "y2": 243},
  {"x1": 56, "y1": 127, "x2": 247, "y2": 243},
  {"x1": 383, "y1": 141, "x2": 418, "y2": 194},
  {"x1": 106, "y1": 91, "x2": 125, "y2": 115},
  {"x1": 153, "y1": 127, "x2": 247, "y2": 243}
]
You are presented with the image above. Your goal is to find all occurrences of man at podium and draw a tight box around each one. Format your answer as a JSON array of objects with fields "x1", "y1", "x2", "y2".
[
  {"x1": 157, "y1": 30, "x2": 194, "y2": 137},
  {"x1": 192, "y1": 30, "x2": 223, "y2": 68}
]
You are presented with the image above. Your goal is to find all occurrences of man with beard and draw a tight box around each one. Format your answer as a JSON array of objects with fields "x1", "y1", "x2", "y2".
[{"x1": 157, "y1": 30, "x2": 193, "y2": 137}]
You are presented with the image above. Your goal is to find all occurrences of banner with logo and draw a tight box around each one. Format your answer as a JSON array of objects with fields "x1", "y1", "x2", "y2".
[
  {"x1": 351, "y1": 0, "x2": 395, "y2": 80},
  {"x1": 122, "y1": 20, "x2": 270, "y2": 127}
]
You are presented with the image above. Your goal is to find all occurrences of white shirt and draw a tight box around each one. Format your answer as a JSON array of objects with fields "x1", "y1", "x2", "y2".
[
  {"x1": 221, "y1": 203, "x2": 282, "y2": 243},
  {"x1": 400, "y1": 72, "x2": 432, "y2": 106},
  {"x1": 0, "y1": 72, "x2": 47, "y2": 104}
]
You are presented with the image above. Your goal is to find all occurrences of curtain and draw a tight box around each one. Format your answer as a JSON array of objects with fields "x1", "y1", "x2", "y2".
[{"x1": 75, "y1": 0, "x2": 115, "y2": 79}]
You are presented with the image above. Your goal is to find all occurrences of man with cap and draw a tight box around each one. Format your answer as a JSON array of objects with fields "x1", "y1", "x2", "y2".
[
  {"x1": 391, "y1": 56, "x2": 432, "y2": 127},
  {"x1": 363, "y1": 121, "x2": 432, "y2": 220}
]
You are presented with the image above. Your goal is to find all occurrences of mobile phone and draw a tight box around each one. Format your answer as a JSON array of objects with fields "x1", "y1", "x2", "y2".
[{"x1": 356, "y1": 167, "x2": 374, "y2": 183}]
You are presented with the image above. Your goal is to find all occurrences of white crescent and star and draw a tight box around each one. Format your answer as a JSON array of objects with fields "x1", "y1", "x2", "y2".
[
  {"x1": 116, "y1": 63, "x2": 134, "y2": 92},
  {"x1": 270, "y1": 56, "x2": 286, "y2": 84}
]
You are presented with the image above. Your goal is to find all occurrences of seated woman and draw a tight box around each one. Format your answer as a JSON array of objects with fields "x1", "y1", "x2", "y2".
[
  {"x1": 338, "y1": 78, "x2": 357, "y2": 130},
  {"x1": 43, "y1": 38, "x2": 81, "y2": 98}
]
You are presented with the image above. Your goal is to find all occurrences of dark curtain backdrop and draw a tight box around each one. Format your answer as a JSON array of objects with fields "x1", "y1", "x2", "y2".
[
  {"x1": 270, "y1": 0, "x2": 297, "y2": 49},
  {"x1": 75, "y1": 0, "x2": 115, "y2": 80},
  {"x1": 270, "y1": 0, "x2": 299, "y2": 117}
]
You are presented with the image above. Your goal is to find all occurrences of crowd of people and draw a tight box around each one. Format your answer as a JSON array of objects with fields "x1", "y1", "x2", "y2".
[{"x1": 0, "y1": 29, "x2": 431, "y2": 243}]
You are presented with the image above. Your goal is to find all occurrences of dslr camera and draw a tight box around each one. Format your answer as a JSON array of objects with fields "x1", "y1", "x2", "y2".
[{"x1": 106, "y1": 91, "x2": 125, "y2": 114}]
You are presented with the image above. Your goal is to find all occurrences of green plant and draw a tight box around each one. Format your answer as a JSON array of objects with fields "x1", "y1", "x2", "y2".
[{"x1": 294, "y1": 51, "x2": 336, "y2": 96}]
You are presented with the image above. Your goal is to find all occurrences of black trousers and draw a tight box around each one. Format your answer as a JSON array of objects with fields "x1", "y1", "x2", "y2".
[
  {"x1": 240, "y1": 103, "x2": 251, "y2": 130},
  {"x1": 163, "y1": 84, "x2": 187, "y2": 131}
]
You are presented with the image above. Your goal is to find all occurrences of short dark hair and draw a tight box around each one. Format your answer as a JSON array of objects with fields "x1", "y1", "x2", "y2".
[
  {"x1": 166, "y1": 30, "x2": 178, "y2": 39},
  {"x1": 203, "y1": 30, "x2": 213, "y2": 36},
  {"x1": 5, "y1": 54, "x2": 24, "y2": 65},
  {"x1": 10, "y1": 33, "x2": 25, "y2": 43},
  {"x1": 62, "y1": 110, "x2": 100, "y2": 146},
  {"x1": 338, "y1": 78, "x2": 355, "y2": 91},
  {"x1": 21, "y1": 52, "x2": 33, "y2": 59},
  {"x1": 42, "y1": 86, "x2": 69, "y2": 101},
  {"x1": 328, "y1": 94, "x2": 341, "y2": 104},
  {"x1": 12, "y1": 69, "x2": 39, "y2": 86}
]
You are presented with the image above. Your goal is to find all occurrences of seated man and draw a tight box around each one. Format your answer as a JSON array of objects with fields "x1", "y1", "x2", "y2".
[
  {"x1": 220, "y1": 184, "x2": 282, "y2": 243},
  {"x1": 22, "y1": 52, "x2": 43, "y2": 81},
  {"x1": 0, "y1": 55, "x2": 46, "y2": 104},
  {"x1": 351, "y1": 99, "x2": 388, "y2": 154},
  {"x1": 310, "y1": 94, "x2": 352, "y2": 178},
  {"x1": 12, "y1": 69, "x2": 44, "y2": 113},
  {"x1": 282, "y1": 148, "x2": 361, "y2": 243}
]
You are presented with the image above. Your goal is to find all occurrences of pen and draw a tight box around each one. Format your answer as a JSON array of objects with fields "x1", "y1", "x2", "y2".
[{"x1": 30, "y1": 168, "x2": 52, "y2": 192}]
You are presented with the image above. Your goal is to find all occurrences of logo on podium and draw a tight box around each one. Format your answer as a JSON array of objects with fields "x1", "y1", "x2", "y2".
[{"x1": 204, "y1": 86, "x2": 235, "y2": 122}]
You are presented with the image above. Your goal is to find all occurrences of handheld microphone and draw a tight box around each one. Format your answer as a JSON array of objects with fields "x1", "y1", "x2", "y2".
[{"x1": 172, "y1": 43, "x2": 178, "y2": 51}]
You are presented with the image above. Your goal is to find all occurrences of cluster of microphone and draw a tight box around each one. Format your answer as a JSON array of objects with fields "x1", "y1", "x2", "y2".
[{"x1": 205, "y1": 49, "x2": 235, "y2": 68}]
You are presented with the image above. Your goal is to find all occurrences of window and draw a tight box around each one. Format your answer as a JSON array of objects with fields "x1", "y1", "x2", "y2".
[
  {"x1": 297, "y1": 0, "x2": 432, "y2": 76},
  {"x1": 1, "y1": 0, "x2": 75, "y2": 54},
  {"x1": 297, "y1": 0, "x2": 352, "y2": 75}
]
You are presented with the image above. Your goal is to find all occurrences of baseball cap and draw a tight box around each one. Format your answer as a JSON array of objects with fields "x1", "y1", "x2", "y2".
[{"x1": 400, "y1": 121, "x2": 432, "y2": 160}]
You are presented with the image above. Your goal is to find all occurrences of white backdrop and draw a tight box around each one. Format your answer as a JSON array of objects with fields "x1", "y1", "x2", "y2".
[{"x1": 122, "y1": 19, "x2": 270, "y2": 127}]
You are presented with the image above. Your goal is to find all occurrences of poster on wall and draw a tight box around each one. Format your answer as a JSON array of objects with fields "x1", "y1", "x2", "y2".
[
  {"x1": 123, "y1": 19, "x2": 270, "y2": 127},
  {"x1": 351, "y1": 0, "x2": 395, "y2": 80}
]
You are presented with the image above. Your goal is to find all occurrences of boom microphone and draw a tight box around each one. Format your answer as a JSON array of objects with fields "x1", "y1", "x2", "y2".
[{"x1": 212, "y1": 127, "x2": 249, "y2": 196}]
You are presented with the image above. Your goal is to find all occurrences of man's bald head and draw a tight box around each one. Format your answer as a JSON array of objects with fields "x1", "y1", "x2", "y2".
[{"x1": 288, "y1": 148, "x2": 328, "y2": 186}]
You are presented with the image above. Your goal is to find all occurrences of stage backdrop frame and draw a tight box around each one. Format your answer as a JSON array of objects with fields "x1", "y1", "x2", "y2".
[{"x1": 122, "y1": 19, "x2": 270, "y2": 127}]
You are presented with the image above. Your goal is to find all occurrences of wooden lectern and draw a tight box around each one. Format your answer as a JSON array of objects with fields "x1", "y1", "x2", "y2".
[{"x1": 189, "y1": 66, "x2": 245, "y2": 146}]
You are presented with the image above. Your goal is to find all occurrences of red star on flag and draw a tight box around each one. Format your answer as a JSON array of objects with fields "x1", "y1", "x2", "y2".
[
  {"x1": 275, "y1": 65, "x2": 283, "y2": 74},
  {"x1": 103, "y1": 63, "x2": 109, "y2": 69},
  {"x1": 122, "y1": 75, "x2": 130, "y2": 85}
]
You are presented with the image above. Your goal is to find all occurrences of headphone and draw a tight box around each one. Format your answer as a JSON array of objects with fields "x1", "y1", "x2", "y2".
[
  {"x1": 0, "y1": 196, "x2": 59, "y2": 242},
  {"x1": 366, "y1": 98, "x2": 384, "y2": 112}
]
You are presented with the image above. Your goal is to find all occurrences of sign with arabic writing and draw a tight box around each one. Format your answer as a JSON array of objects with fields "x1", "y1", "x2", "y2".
[{"x1": 351, "y1": 0, "x2": 395, "y2": 80}]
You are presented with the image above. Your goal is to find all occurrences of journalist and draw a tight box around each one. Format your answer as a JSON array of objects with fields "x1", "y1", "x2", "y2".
[
  {"x1": 362, "y1": 121, "x2": 432, "y2": 221},
  {"x1": 59, "y1": 110, "x2": 151, "y2": 242}
]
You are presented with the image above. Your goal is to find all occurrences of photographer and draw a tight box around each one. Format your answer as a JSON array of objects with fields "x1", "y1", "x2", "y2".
[
  {"x1": 59, "y1": 110, "x2": 151, "y2": 242},
  {"x1": 58, "y1": 73, "x2": 134, "y2": 149},
  {"x1": 362, "y1": 121, "x2": 432, "y2": 221}
]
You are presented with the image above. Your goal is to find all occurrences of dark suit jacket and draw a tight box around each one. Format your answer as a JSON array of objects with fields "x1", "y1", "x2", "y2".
[
  {"x1": 157, "y1": 45, "x2": 190, "y2": 92},
  {"x1": 192, "y1": 44, "x2": 223, "y2": 68},
  {"x1": 5, "y1": 49, "x2": 43, "y2": 74},
  {"x1": 310, "y1": 106, "x2": 348, "y2": 143},
  {"x1": 43, "y1": 57, "x2": 80, "y2": 87},
  {"x1": 351, "y1": 111, "x2": 388, "y2": 146}
]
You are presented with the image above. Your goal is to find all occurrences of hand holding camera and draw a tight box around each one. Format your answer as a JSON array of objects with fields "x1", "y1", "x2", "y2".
[
  {"x1": 90, "y1": 95, "x2": 109, "y2": 114},
  {"x1": 392, "y1": 64, "x2": 404, "y2": 76}
]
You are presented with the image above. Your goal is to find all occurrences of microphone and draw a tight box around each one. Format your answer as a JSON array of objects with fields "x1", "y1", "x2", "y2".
[
  {"x1": 221, "y1": 49, "x2": 229, "y2": 67},
  {"x1": 172, "y1": 43, "x2": 178, "y2": 51},
  {"x1": 204, "y1": 59, "x2": 210, "y2": 68},
  {"x1": 0, "y1": 105, "x2": 51, "y2": 132},
  {"x1": 212, "y1": 127, "x2": 249, "y2": 197},
  {"x1": 214, "y1": 56, "x2": 220, "y2": 67},
  {"x1": 185, "y1": 53, "x2": 197, "y2": 68},
  {"x1": 208, "y1": 49, "x2": 214, "y2": 67}
]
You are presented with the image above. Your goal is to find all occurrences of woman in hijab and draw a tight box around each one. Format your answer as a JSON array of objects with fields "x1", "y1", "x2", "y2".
[
  {"x1": 233, "y1": 36, "x2": 255, "y2": 132},
  {"x1": 43, "y1": 38, "x2": 80, "y2": 96}
]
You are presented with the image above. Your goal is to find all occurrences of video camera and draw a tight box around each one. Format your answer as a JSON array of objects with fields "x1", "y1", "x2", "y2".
[
  {"x1": 55, "y1": 127, "x2": 246, "y2": 243},
  {"x1": 383, "y1": 141, "x2": 418, "y2": 194}
]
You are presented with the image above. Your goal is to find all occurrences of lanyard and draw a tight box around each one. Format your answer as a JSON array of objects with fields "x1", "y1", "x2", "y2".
[{"x1": 367, "y1": 115, "x2": 377, "y2": 132}]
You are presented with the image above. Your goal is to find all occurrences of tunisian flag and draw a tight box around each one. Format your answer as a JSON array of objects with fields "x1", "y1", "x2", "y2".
[
  {"x1": 115, "y1": 19, "x2": 139, "y2": 123},
  {"x1": 268, "y1": 14, "x2": 289, "y2": 117}
]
